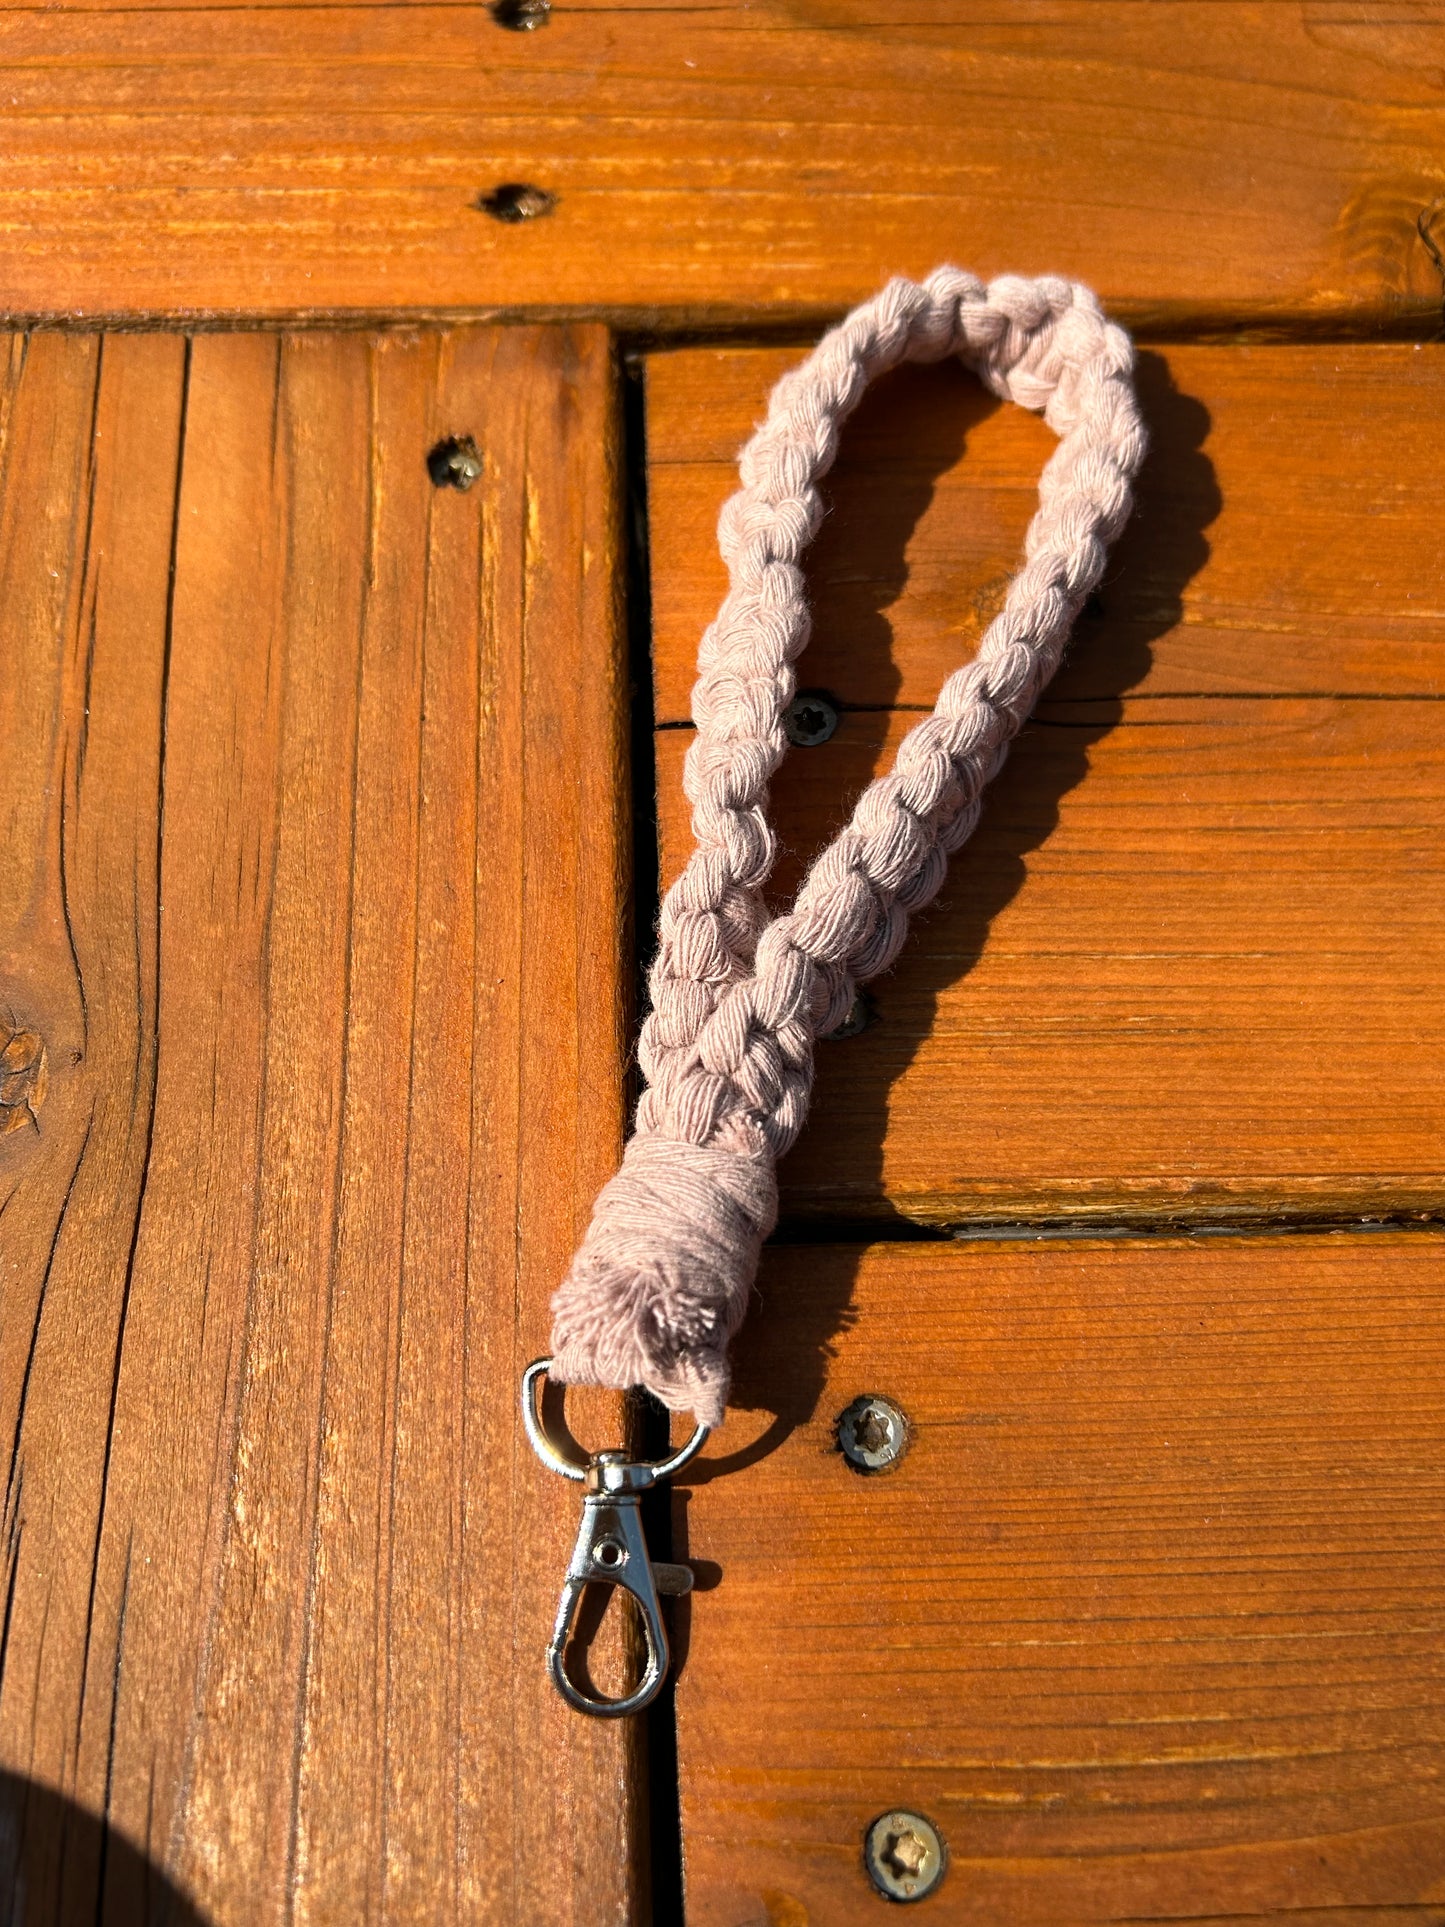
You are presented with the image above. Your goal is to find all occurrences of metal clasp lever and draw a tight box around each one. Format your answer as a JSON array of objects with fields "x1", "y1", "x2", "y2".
[{"x1": 521, "y1": 1357, "x2": 710, "y2": 1718}]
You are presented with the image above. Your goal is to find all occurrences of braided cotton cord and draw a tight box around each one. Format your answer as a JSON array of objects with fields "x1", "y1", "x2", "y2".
[{"x1": 551, "y1": 267, "x2": 1147, "y2": 1426}]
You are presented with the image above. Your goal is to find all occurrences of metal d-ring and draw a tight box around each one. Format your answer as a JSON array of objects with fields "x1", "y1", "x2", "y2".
[{"x1": 521, "y1": 1358, "x2": 709, "y2": 1717}]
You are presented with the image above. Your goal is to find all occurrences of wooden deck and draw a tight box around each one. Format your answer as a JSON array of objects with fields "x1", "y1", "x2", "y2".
[{"x1": 1, "y1": 7, "x2": 1443, "y2": 1921}]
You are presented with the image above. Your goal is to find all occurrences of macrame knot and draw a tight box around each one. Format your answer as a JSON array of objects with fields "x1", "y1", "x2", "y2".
[
  {"x1": 550, "y1": 266, "x2": 1146, "y2": 1425},
  {"x1": 549, "y1": 1133, "x2": 778, "y2": 1428}
]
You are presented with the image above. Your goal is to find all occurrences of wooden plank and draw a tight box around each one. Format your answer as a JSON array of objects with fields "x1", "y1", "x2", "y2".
[
  {"x1": 647, "y1": 344, "x2": 1445, "y2": 1226},
  {"x1": 0, "y1": 5, "x2": 1443, "y2": 325},
  {"x1": 648, "y1": 343, "x2": 1445, "y2": 714},
  {"x1": 672, "y1": 1234, "x2": 1445, "y2": 1923},
  {"x1": 0, "y1": 323, "x2": 640, "y2": 1923}
]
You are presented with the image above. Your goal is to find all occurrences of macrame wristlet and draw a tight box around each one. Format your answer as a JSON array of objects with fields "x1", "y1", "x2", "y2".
[{"x1": 550, "y1": 267, "x2": 1146, "y2": 1428}]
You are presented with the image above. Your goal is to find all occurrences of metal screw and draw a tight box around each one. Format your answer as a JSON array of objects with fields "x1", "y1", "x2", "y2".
[
  {"x1": 783, "y1": 690, "x2": 839, "y2": 747},
  {"x1": 427, "y1": 436, "x2": 483, "y2": 492},
  {"x1": 836, "y1": 1394, "x2": 908, "y2": 1474},
  {"x1": 822, "y1": 990, "x2": 873, "y2": 1041},
  {"x1": 476, "y1": 182, "x2": 557, "y2": 224},
  {"x1": 864, "y1": 1810, "x2": 946, "y2": 1903},
  {"x1": 490, "y1": 0, "x2": 549, "y2": 25}
]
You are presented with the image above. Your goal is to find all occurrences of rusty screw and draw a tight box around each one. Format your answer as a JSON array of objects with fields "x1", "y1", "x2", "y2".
[
  {"x1": 476, "y1": 182, "x2": 557, "y2": 224},
  {"x1": 491, "y1": 0, "x2": 550, "y2": 25},
  {"x1": 783, "y1": 690, "x2": 839, "y2": 747},
  {"x1": 864, "y1": 1810, "x2": 946, "y2": 1903},
  {"x1": 836, "y1": 1394, "x2": 908, "y2": 1474},
  {"x1": 427, "y1": 436, "x2": 483, "y2": 492}
]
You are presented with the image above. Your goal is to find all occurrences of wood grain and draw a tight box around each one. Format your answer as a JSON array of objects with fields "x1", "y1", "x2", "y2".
[
  {"x1": 672, "y1": 1234, "x2": 1445, "y2": 1924},
  {"x1": 648, "y1": 343, "x2": 1445, "y2": 715},
  {"x1": 0, "y1": 4, "x2": 1443, "y2": 326},
  {"x1": 647, "y1": 345, "x2": 1445, "y2": 1226},
  {"x1": 0, "y1": 323, "x2": 640, "y2": 1923}
]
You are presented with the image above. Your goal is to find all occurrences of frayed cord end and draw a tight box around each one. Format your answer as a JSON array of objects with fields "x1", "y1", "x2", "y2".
[{"x1": 548, "y1": 1131, "x2": 779, "y2": 1431}]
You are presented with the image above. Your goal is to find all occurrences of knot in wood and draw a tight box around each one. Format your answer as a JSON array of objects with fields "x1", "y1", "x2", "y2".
[{"x1": 0, "y1": 1016, "x2": 48, "y2": 1135}]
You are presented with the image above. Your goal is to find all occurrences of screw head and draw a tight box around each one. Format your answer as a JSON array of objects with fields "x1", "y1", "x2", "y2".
[
  {"x1": 822, "y1": 990, "x2": 873, "y2": 1041},
  {"x1": 864, "y1": 1810, "x2": 945, "y2": 1903},
  {"x1": 783, "y1": 690, "x2": 839, "y2": 747},
  {"x1": 476, "y1": 182, "x2": 557, "y2": 224},
  {"x1": 490, "y1": 0, "x2": 549, "y2": 25},
  {"x1": 427, "y1": 436, "x2": 483, "y2": 491},
  {"x1": 836, "y1": 1394, "x2": 909, "y2": 1474}
]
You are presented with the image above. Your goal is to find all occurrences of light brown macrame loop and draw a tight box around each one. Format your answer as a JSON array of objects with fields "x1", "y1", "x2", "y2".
[{"x1": 550, "y1": 267, "x2": 1148, "y2": 1426}]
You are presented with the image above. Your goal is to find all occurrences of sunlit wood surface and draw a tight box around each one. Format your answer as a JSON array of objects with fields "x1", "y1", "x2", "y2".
[
  {"x1": 674, "y1": 1236, "x2": 1445, "y2": 1923},
  {"x1": 0, "y1": 323, "x2": 638, "y2": 1925},
  {"x1": 649, "y1": 343, "x2": 1445, "y2": 1227},
  {"x1": 647, "y1": 329, "x2": 1445, "y2": 1919},
  {"x1": 0, "y1": 4, "x2": 1442, "y2": 327},
  {"x1": 0, "y1": 3, "x2": 1442, "y2": 1917}
]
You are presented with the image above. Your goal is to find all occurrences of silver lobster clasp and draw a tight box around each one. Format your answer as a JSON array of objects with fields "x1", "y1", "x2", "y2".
[{"x1": 521, "y1": 1357, "x2": 710, "y2": 1718}]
